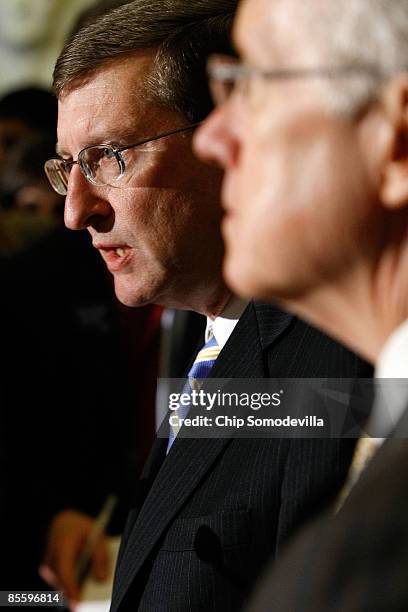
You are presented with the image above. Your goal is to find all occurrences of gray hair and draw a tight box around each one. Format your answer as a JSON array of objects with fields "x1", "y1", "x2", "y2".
[{"x1": 300, "y1": 0, "x2": 408, "y2": 115}]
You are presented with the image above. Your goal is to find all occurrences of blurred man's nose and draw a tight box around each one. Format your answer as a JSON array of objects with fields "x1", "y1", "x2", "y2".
[
  {"x1": 193, "y1": 105, "x2": 240, "y2": 169},
  {"x1": 64, "y1": 165, "x2": 111, "y2": 230}
]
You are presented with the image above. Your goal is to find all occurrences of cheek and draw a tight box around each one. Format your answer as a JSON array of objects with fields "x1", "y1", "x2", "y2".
[
  {"x1": 240, "y1": 127, "x2": 363, "y2": 241},
  {"x1": 117, "y1": 186, "x2": 194, "y2": 267},
  {"x1": 221, "y1": 124, "x2": 373, "y2": 299},
  {"x1": 221, "y1": 193, "x2": 273, "y2": 299},
  {"x1": 108, "y1": 188, "x2": 161, "y2": 261}
]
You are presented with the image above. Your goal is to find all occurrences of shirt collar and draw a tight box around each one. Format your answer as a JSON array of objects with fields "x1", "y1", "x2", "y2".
[
  {"x1": 376, "y1": 318, "x2": 408, "y2": 379},
  {"x1": 205, "y1": 297, "x2": 248, "y2": 348},
  {"x1": 369, "y1": 318, "x2": 408, "y2": 437}
]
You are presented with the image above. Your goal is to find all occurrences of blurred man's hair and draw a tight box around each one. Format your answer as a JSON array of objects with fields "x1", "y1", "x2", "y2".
[
  {"x1": 54, "y1": 0, "x2": 237, "y2": 122},
  {"x1": 294, "y1": 0, "x2": 408, "y2": 115}
]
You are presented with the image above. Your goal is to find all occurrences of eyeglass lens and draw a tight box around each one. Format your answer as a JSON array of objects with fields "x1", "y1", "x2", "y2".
[
  {"x1": 80, "y1": 145, "x2": 123, "y2": 186},
  {"x1": 207, "y1": 56, "x2": 244, "y2": 106},
  {"x1": 44, "y1": 159, "x2": 69, "y2": 196},
  {"x1": 45, "y1": 146, "x2": 124, "y2": 195}
]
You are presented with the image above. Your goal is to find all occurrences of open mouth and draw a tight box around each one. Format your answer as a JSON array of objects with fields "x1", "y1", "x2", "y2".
[{"x1": 96, "y1": 245, "x2": 133, "y2": 272}]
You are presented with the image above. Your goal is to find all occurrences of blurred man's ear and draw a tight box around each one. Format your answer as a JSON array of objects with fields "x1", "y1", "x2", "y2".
[{"x1": 379, "y1": 75, "x2": 408, "y2": 209}]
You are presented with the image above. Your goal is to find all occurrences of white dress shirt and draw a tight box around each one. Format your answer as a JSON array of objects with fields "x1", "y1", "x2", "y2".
[
  {"x1": 368, "y1": 318, "x2": 408, "y2": 442},
  {"x1": 205, "y1": 297, "x2": 248, "y2": 349}
]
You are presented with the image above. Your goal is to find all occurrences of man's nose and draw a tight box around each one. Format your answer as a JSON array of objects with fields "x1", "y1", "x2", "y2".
[
  {"x1": 64, "y1": 165, "x2": 111, "y2": 230},
  {"x1": 193, "y1": 104, "x2": 240, "y2": 169}
]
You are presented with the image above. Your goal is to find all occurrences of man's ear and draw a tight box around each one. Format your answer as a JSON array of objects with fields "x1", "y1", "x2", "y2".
[{"x1": 379, "y1": 75, "x2": 408, "y2": 209}]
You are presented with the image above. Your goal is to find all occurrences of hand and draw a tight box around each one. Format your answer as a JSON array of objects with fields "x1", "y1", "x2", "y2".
[{"x1": 40, "y1": 510, "x2": 109, "y2": 605}]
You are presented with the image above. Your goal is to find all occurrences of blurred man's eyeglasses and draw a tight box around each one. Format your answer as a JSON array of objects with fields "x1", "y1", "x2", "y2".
[
  {"x1": 207, "y1": 54, "x2": 388, "y2": 106},
  {"x1": 44, "y1": 123, "x2": 201, "y2": 196}
]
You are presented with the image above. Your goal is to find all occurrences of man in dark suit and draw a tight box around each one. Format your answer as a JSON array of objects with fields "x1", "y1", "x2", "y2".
[
  {"x1": 195, "y1": 0, "x2": 408, "y2": 609},
  {"x1": 43, "y1": 0, "x2": 371, "y2": 609},
  {"x1": 112, "y1": 303, "x2": 370, "y2": 612}
]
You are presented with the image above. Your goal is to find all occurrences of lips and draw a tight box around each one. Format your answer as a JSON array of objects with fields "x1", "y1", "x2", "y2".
[{"x1": 94, "y1": 244, "x2": 133, "y2": 272}]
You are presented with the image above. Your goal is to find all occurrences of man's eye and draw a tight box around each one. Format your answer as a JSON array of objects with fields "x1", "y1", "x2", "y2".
[{"x1": 103, "y1": 147, "x2": 115, "y2": 159}]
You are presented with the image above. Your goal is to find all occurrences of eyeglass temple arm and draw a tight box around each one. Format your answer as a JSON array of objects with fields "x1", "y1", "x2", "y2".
[{"x1": 117, "y1": 122, "x2": 202, "y2": 153}]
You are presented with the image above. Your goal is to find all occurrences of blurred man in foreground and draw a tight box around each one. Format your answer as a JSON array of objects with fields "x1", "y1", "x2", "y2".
[{"x1": 195, "y1": 0, "x2": 408, "y2": 608}]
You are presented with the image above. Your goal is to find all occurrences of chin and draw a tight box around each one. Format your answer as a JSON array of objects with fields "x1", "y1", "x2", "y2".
[
  {"x1": 113, "y1": 277, "x2": 155, "y2": 308},
  {"x1": 224, "y1": 253, "x2": 292, "y2": 305},
  {"x1": 223, "y1": 256, "x2": 261, "y2": 302}
]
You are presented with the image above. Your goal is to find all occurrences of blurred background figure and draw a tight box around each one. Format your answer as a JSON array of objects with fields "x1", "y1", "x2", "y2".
[
  {"x1": 0, "y1": 222, "x2": 163, "y2": 592},
  {"x1": 0, "y1": 87, "x2": 57, "y2": 171},
  {"x1": 0, "y1": 134, "x2": 64, "y2": 257},
  {"x1": 2, "y1": 134, "x2": 63, "y2": 217},
  {"x1": 0, "y1": 87, "x2": 60, "y2": 258}
]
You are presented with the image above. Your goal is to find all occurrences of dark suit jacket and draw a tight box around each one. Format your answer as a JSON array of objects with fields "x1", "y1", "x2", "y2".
[
  {"x1": 111, "y1": 302, "x2": 372, "y2": 612},
  {"x1": 247, "y1": 405, "x2": 408, "y2": 612}
]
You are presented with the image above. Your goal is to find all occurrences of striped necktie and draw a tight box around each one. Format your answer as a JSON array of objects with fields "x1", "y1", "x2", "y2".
[{"x1": 167, "y1": 334, "x2": 221, "y2": 452}]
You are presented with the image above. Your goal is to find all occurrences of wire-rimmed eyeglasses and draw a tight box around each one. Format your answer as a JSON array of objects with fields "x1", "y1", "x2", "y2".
[
  {"x1": 44, "y1": 123, "x2": 201, "y2": 196},
  {"x1": 206, "y1": 53, "x2": 389, "y2": 106}
]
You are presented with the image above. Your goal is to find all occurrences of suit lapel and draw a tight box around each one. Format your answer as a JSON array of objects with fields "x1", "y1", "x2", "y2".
[
  {"x1": 253, "y1": 302, "x2": 294, "y2": 353},
  {"x1": 209, "y1": 302, "x2": 294, "y2": 378},
  {"x1": 112, "y1": 302, "x2": 294, "y2": 611}
]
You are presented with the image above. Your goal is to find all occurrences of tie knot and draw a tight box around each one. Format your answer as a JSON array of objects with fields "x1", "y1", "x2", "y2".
[{"x1": 188, "y1": 334, "x2": 221, "y2": 382}]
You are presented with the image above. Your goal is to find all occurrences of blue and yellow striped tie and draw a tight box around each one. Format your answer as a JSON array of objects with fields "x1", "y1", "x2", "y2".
[{"x1": 167, "y1": 334, "x2": 221, "y2": 452}]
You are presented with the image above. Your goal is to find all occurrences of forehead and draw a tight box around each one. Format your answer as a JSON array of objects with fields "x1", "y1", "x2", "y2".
[
  {"x1": 234, "y1": 0, "x2": 315, "y2": 67},
  {"x1": 57, "y1": 52, "x2": 159, "y2": 152}
]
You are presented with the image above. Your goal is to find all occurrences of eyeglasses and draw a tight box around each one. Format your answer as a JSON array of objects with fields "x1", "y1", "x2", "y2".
[
  {"x1": 44, "y1": 123, "x2": 201, "y2": 196},
  {"x1": 207, "y1": 54, "x2": 389, "y2": 106}
]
